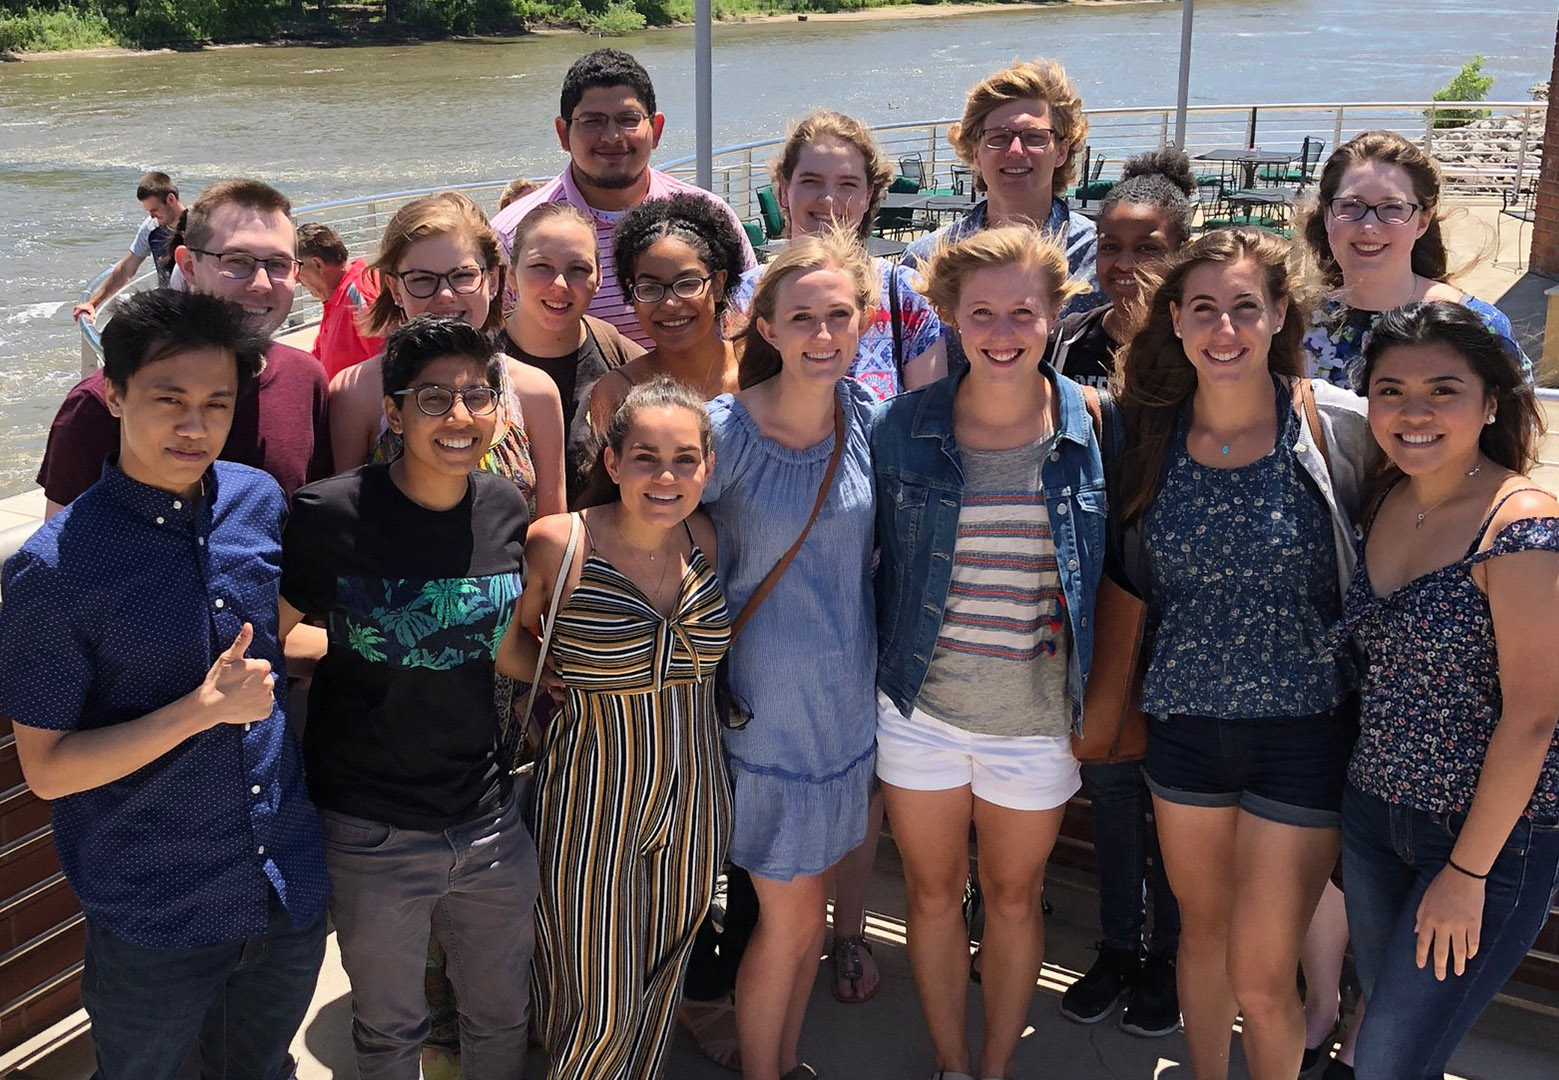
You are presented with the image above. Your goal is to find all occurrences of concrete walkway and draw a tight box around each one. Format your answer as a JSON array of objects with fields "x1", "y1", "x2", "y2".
[{"x1": 256, "y1": 840, "x2": 1559, "y2": 1080}]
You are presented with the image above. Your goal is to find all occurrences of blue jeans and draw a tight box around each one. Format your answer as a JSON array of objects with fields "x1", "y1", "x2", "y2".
[
  {"x1": 82, "y1": 892, "x2": 327, "y2": 1080},
  {"x1": 1341, "y1": 784, "x2": 1559, "y2": 1080},
  {"x1": 1081, "y1": 760, "x2": 1180, "y2": 957},
  {"x1": 322, "y1": 791, "x2": 539, "y2": 1080}
]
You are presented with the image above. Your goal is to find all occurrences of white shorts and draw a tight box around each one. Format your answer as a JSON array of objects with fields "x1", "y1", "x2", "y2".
[{"x1": 874, "y1": 690, "x2": 1081, "y2": 812}]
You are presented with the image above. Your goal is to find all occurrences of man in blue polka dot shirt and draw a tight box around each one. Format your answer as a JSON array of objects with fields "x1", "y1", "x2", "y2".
[{"x1": 0, "y1": 289, "x2": 330, "y2": 1080}]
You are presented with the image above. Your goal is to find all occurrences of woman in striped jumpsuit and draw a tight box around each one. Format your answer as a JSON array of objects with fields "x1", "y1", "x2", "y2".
[{"x1": 505, "y1": 375, "x2": 732, "y2": 1080}]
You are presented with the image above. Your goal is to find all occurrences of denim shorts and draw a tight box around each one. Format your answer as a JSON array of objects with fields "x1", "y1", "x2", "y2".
[{"x1": 1144, "y1": 699, "x2": 1358, "y2": 828}]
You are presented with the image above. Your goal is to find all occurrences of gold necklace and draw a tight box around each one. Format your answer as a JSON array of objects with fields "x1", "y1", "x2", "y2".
[
  {"x1": 613, "y1": 506, "x2": 674, "y2": 598},
  {"x1": 1413, "y1": 463, "x2": 1482, "y2": 529}
]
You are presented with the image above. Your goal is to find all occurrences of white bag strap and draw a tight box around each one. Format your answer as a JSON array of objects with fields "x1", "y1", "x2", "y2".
[{"x1": 519, "y1": 512, "x2": 582, "y2": 724}]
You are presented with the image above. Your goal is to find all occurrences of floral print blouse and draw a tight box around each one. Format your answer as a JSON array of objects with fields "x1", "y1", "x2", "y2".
[
  {"x1": 1141, "y1": 377, "x2": 1349, "y2": 719},
  {"x1": 1340, "y1": 489, "x2": 1559, "y2": 820},
  {"x1": 1303, "y1": 293, "x2": 1532, "y2": 390}
]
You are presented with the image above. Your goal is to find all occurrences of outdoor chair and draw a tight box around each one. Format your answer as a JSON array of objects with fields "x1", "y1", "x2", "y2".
[
  {"x1": 875, "y1": 174, "x2": 933, "y2": 239},
  {"x1": 756, "y1": 185, "x2": 787, "y2": 241},
  {"x1": 1261, "y1": 135, "x2": 1325, "y2": 189},
  {"x1": 1073, "y1": 148, "x2": 1114, "y2": 206},
  {"x1": 1497, "y1": 184, "x2": 1538, "y2": 270}
]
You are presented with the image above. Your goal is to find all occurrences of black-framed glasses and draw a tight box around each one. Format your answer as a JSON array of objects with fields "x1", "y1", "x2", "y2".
[
  {"x1": 188, "y1": 248, "x2": 301, "y2": 281},
  {"x1": 979, "y1": 126, "x2": 1056, "y2": 152},
  {"x1": 629, "y1": 274, "x2": 713, "y2": 305},
  {"x1": 392, "y1": 384, "x2": 500, "y2": 417},
  {"x1": 1327, "y1": 197, "x2": 1420, "y2": 225},
  {"x1": 570, "y1": 110, "x2": 650, "y2": 135},
  {"x1": 391, "y1": 265, "x2": 489, "y2": 299}
]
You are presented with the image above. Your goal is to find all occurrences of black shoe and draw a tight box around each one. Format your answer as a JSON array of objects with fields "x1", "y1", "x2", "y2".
[
  {"x1": 1301, "y1": 1013, "x2": 1342, "y2": 1074},
  {"x1": 1120, "y1": 952, "x2": 1180, "y2": 1037},
  {"x1": 1060, "y1": 943, "x2": 1138, "y2": 1024},
  {"x1": 1320, "y1": 1059, "x2": 1354, "y2": 1080}
]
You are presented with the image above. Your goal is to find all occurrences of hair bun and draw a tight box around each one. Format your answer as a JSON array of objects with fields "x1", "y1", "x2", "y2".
[{"x1": 1120, "y1": 148, "x2": 1196, "y2": 196}]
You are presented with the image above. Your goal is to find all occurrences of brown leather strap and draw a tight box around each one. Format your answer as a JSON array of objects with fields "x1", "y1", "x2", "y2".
[
  {"x1": 730, "y1": 398, "x2": 848, "y2": 640},
  {"x1": 1293, "y1": 377, "x2": 1333, "y2": 480}
]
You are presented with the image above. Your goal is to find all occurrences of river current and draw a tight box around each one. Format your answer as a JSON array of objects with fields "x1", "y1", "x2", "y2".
[{"x1": 0, "y1": 0, "x2": 1551, "y2": 496}]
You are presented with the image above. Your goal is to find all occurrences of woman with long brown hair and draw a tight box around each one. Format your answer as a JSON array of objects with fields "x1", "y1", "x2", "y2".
[
  {"x1": 1298, "y1": 129, "x2": 1530, "y2": 389},
  {"x1": 1113, "y1": 228, "x2": 1375, "y2": 1080},
  {"x1": 1337, "y1": 301, "x2": 1559, "y2": 1080}
]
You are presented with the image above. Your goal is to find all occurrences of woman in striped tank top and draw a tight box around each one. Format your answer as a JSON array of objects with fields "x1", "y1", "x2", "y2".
[
  {"x1": 871, "y1": 225, "x2": 1106, "y2": 1080},
  {"x1": 502, "y1": 376, "x2": 732, "y2": 1080}
]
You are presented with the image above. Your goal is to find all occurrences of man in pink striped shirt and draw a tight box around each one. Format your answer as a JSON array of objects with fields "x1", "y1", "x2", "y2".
[{"x1": 492, "y1": 48, "x2": 755, "y2": 349}]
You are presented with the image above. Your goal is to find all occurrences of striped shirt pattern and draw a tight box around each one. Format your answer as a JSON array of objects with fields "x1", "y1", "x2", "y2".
[{"x1": 917, "y1": 438, "x2": 1072, "y2": 737}]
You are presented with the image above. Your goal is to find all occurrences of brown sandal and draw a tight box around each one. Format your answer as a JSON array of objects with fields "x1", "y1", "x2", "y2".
[
  {"x1": 675, "y1": 993, "x2": 742, "y2": 1072},
  {"x1": 831, "y1": 934, "x2": 879, "y2": 1003}
]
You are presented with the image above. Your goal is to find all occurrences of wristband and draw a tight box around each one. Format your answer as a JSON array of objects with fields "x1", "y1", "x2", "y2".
[{"x1": 1446, "y1": 856, "x2": 1489, "y2": 881}]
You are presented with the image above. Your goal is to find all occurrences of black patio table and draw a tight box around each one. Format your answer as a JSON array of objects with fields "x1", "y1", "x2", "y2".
[{"x1": 1195, "y1": 147, "x2": 1298, "y2": 189}]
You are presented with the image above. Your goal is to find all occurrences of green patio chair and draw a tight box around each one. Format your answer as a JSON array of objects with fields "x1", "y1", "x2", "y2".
[{"x1": 756, "y1": 186, "x2": 786, "y2": 240}]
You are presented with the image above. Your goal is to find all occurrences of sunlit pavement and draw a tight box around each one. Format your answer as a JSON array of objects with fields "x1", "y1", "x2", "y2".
[{"x1": 252, "y1": 838, "x2": 1559, "y2": 1080}]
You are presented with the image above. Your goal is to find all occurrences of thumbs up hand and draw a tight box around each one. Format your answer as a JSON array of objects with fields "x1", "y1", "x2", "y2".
[{"x1": 199, "y1": 623, "x2": 278, "y2": 728}]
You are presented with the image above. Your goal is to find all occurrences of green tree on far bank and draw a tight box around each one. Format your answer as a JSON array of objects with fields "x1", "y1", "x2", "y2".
[{"x1": 1427, "y1": 54, "x2": 1495, "y2": 129}]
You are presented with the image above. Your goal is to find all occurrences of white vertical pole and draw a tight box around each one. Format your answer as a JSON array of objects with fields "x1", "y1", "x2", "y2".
[
  {"x1": 1174, "y1": 0, "x2": 1194, "y2": 149},
  {"x1": 696, "y1": 0, "x2": 713, "y2": 190}
]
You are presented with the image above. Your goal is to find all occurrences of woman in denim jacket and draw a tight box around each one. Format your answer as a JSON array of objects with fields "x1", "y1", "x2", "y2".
[
  {"x1": 1114, "y1": 228, "x2": 1374, "y2": 1080},
  {"x1": 871, "y1": 225, "x2": 1103, "y2": 1080}
]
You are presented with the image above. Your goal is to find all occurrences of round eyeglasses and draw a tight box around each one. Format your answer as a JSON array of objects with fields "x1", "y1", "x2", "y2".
[
  {"x1": 629, "y1": 274, "x2": 713, "y2": 305},
  {"x1": 1327, "y1": 198, "x2": 1420, "y2": 226},
  {"x1": 392, "y1": 265, "x2": 489, "y2": 300},
  {"x1": 392, "y1": 385, "x2": 500, "y2": 417}
]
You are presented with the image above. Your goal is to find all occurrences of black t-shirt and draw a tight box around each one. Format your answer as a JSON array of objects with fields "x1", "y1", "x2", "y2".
[
  {"x1": 498, "y1": 324, "x2": 614, "y2": 503},
  {"x1": 281, "y1": 465, "x2": 528, "y2": 830},
  {"x1": 1053, "y1": 305, "x2": 1118, "y2": 389}
]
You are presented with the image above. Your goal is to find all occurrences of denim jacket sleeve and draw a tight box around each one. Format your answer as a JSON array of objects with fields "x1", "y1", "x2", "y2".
[{"x1": 872, "y1": 367, "x2": 1107, "y2": 734}]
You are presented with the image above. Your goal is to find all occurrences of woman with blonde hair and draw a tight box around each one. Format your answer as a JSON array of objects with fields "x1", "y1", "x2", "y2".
[
  {"x1": 872, "y1": 224, "x2": 1100, "y2": 1080},
  {"x1": 901, "y1": 59, "x2": 1104, "y2": 318},
  {"x1": 703, "y1": 230, "x2": 880, "y2": 1080},
  {"x1": 329, "y1": 191, "x2": 565, "y2": 517},
  {"x1": 1298, "y1": 129, "x2": 1530, "y2": 389},
  {"x1": 1113, "y1": 228, "x2": 1375, "y2": 1080}
]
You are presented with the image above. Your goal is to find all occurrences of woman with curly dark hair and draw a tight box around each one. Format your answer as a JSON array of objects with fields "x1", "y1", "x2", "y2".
[{"x1": 587, "y1": 194, "x2": 747, "y2": 433}]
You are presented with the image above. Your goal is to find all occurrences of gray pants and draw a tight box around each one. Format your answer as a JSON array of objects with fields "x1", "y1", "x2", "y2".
[{"x1": 321, "y1": 792, "x2": 539, "y2": 1080}]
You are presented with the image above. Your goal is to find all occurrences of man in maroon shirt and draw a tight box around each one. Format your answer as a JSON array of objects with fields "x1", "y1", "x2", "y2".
[{"x1": 38, "y1": 179, "x2": 332, "y2": 517}]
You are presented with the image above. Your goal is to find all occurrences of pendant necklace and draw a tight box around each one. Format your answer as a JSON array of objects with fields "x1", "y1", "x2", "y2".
[{"x1": 1414, "y1": 464, "x2": 1482, "y2": 529}]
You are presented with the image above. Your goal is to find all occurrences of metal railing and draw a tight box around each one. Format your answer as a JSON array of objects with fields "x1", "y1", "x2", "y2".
[{"x1": 76, "y1": 98, "x2": 1545, "y2": 370}]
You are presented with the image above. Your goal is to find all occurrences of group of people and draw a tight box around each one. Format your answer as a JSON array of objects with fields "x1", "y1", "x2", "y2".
[{"x1": 5, "y1": 42, "x2": 1555, "y2": 1080}]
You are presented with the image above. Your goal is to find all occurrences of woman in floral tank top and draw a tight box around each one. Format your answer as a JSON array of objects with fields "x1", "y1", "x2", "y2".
[{"x1": 1338, "y1": 302, "x2": 1559, "y2": 1080}]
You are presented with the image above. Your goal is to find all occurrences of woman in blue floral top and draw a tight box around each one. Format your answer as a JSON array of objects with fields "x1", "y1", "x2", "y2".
[
  {"x1": 1113, "y1": 227, "x2": 1375, "y2": 1080},
  {"x1": 1298, "y1": 130, "x2": 1531, "y2": 390},
  {"x1": 1337, "y1": 301, "x2": 1559, "y2": 1080}
]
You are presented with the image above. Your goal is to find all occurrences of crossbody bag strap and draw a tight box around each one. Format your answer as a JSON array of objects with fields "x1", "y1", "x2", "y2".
[
  {"x1": 730, "y1": 397, "x2": 848, "y2": 640},
  {"x1": 888, "y1": 258, "x2": 904, "y2": 382},
  {"x1": 1294, "y1": 377, "x2": 1334, "y2": 481},
  {"x1": 519, "y1": 512, "x2": 583, "y2": 723}
]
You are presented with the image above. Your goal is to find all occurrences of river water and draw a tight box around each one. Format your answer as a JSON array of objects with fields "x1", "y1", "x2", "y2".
[{"x1": 0, "y1": 0, "x2": 1551, "y2": 496}]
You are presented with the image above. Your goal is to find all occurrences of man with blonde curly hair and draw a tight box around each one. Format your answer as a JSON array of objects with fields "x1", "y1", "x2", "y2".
[{"x1": 903, "y1": 58, "x2": 1104, "y2": 319}]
